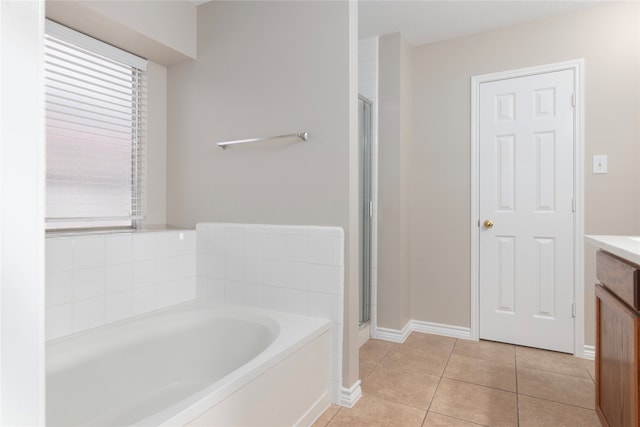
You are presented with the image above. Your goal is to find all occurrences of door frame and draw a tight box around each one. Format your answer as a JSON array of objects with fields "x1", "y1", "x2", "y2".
[{"x1": 470, "y1": 59, "x2": 585, "y2": 356}]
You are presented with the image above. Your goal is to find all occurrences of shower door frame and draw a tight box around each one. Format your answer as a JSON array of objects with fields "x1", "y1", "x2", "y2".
[{"x1": 359, "y1": 94, "x2": 373, "y2": 326}]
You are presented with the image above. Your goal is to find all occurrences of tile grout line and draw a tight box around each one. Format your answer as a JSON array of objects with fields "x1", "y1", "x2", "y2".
[{"x1": 421, "y1": 337, "x2": 457, "y2": 425}]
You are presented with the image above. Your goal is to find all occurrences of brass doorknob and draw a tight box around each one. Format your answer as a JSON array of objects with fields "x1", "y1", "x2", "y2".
[{"x1": 484, "y1": 219, "x2": 494, "y2": 228}]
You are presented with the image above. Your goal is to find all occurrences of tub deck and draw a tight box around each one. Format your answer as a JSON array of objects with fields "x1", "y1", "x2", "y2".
[{"x1": 46, "y1": 301, "x2": 331, "y2": 426}]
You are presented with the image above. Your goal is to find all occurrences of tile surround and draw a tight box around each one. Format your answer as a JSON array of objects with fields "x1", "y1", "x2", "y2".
[
  {"x1": 196, "y1": 222, "x2": 345, "y2": 403},
  {"x1": 46, "y1": 224, "x2": 344, "y2": 406},
  {"x1": 45, "y1": 230, "x2": 197, "y2": 340}
]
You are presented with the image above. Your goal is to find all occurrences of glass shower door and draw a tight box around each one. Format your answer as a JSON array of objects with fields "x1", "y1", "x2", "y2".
[{"x1": 359, "y1": 95, "x2": 373, "y2": 326}]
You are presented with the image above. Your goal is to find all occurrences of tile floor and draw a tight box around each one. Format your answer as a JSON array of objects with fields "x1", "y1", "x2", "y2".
[{"x1": 313, "y1": 332, "x2": 600, "y2": 427}]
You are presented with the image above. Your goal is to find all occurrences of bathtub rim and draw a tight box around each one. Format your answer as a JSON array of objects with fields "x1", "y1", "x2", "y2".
[
  {"x1": 136, "y1": 302, "x2": 331, "y2": 426},
  {"x1": 45, "y1": 299, "x2": 330, "y2": 426}
]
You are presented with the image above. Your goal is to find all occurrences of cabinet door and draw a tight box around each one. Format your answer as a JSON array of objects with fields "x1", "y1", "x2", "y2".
[{"x1": 596, "y1": 284, "x2": 640, "y2": 427}]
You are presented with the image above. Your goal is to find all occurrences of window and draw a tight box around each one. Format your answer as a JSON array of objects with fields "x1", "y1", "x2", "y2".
[{"x1": 44, "y1": 20, "x2": 147, "y2": 230}]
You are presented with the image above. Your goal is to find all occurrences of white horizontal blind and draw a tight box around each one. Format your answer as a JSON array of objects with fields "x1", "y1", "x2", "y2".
[{"x1": 44, "y1": 20, "x2": 147, "y2": 230}]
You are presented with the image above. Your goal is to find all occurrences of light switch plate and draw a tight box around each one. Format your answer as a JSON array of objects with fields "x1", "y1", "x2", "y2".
[{"x1": 593, "y1": 155, "x2": 608, "y2": 174}]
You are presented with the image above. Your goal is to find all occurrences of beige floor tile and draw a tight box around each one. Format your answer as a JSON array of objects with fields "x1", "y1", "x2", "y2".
[
  {"x1": 443, "y1": 354, "x2": 516, "y2": 392},
  {"x1": 517, "y1": 366, "x2": 595, "y2": 409},
  {"x1": 403, "y1": 332, "x2": 456, "y2": 356},
  {"x1": 327, "y1": 395, "x2": 426, "y2": 427},
  {"x1": 362, "y1": 363, "x2": 440, "y2": 409},
  {"x1": 518, "y1": 395, "x2": 600, "y2": 427},
  {"x1": 383, "y1": 345, "x2": 450, "y2": 377},
  {"x1": 584, "y1": 358, "x2": 596, "y2": 382},
  {"x1": 360, "y1": 339, "x2": 396, "y2": 365},
  {"x1": 311, "y1": 404, "x2": 341, "y2": 427},
  {"x1": 423, "y1": 412, "x2": 484, "y2": 426},
  {"x1": 516, "y1": 346, "x2": 591, "y2": 379},
  {"x1": 453, "y1": 339, "x2": 515, "y2": 366},
  {"x1": 430, "y1": 378, "x2": 517, "y2": 427},
  {"x1": 359, "y1": 359, "x2": 377, "y2": 380}
]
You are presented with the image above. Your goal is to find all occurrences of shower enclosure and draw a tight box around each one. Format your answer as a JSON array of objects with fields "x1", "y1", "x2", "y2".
[{"x1": 359, "y1": 95, "x2": 373, "y2": 326}]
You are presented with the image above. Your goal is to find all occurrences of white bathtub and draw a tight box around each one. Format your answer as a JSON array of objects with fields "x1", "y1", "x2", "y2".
[{"x1": 46, "y1": 301, "x2": 331, "y2": 426}]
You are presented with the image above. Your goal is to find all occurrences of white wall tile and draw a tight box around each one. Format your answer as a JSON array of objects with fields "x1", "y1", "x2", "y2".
[
  {"x1": 263, "y1": 234, "x2": 286, "y2": 260},
  {"x1": 178, "y1": 231, "x2": 196, "y2": 254},
  {"x1": 208, "y1": 255, "x2": 225, "y2": 279},
  {"x1": 308, "y1": 264, "x2": 343, "y2": 295},
  {"x1": 242, "y1": 231, "x2": 263, "y2": 258},
  {"x1": 197, "y1": 254, "x2": 209, "y2": 278},
  {"x1": 73, "y1": 237, "x2": 105, "y2": 270},
  {"x1": 308, "y1": 236, "x2": 340, "y2": 266},
  {"x1": 46, "y1": 271, "x2": 72, "y2": 307},
  {"x1": 283, "y1": 262, "x2": 308, "y2": 290},
  {"x1": 133, "y1": 260, "x2": 158, "y2": 288},
  {"x1": 243, "y1": 258, "x2": 262, "y2": 284},
  {"x1": 157, "y1": 232, "x2": 179, "y2": 258},
  {"x1": 46, "y1": 238, "x2": 73, "y2": 273},
  {"x1": 308, "y1": 291, "x2": 333, "y2": 321},
  {"x1": 283, "y1": 234, "x2": 308, "y2": 263},
  {"x1": 225, "y1": 231, "x2": 244, "y2": 257},
  {"x1": 243, "y1": 284, "x2": 263, "y2": 308},
  {"x1": 225, "y1": 224, "x2": 244, "y2": 233},
  {"x1": 225, "y1": 282, "x2": 244, "y2": 305},
  {"x1": 262, "y1": 260, "x2": 285, "y2": 287},
  {"x1": 72, "y1": 267, "x2": 105, "y2": 301},
  {"x1": 207, "y1": 279, "x2": 226, "y2": 302},
  {"x1": 133, "y1": 233, "x2": 157, "y2": 261},
  {"x1": 284, "y1": 289, "x2": 308, "y2": 316},
  {"x1": 157, "y1": 257, "x2": 179, "y2": 282},
  {"x1": 73, "y1": 296, "x2": 105, "y2": 333},
  {"x1": 209, "y1": 231, "x2": 226, "y2": 256},
  {"x1": 196, "y1": 276, "x2": 208, "y2": 299},
  {"x1": 224, "y1": 256, "x2": 243, "y2": 281},
  {"x1": 132, "y1": 286, "x2": 156, "y2": 316},
  {"x1": 46, "y1": 303, "x2": 72, "y2": 340},
  {"x1": 179, "y1": 254, "x2": 196, "y2": 278},
  {"x1": 105, "y1": 234, "x2": 132, "y2": 265},
  {"x1": 177, "y1": 277, "x2": 197, "y2": 303},
  {"x1": 157, "y1": 281, "x2": 178, "y2": 309},
  {"x1": 105, "y1": 263, "x2": 133, "y2": 294},
  {"x1": 105, "y1": 291, "x2": 132, "y2": 323},
  {"x1": 263, "y1": 286, "x2": 285, "y2": 312}
]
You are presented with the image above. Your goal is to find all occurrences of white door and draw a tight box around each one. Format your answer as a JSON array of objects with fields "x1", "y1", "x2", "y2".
[{"x1": 479, "y1": 69, "x2": 575, "y2": 353}]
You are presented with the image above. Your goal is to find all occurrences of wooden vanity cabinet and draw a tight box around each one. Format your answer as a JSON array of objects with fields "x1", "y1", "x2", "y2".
[{"x1": 595, "y1": 250, "x2": 640, "y2": 427}]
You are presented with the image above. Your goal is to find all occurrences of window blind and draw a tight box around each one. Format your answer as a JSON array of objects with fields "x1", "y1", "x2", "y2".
[{"x1": 44, "y1": 20, "x2": 147, "y2": 230}]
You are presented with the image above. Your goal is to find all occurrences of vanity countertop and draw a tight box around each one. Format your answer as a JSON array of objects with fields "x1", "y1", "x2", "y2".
[{"x1": 585, "y1": 235, "x2": 640, "y2": 266}]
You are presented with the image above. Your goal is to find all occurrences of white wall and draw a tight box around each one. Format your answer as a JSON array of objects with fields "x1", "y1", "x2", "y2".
[
  {"x1": 144, "y1": 62, "x2": 168, "y2": 227},
  {"x1": 166, "y1": 1, "x2": 360, "y2": 391},
  {"x1": 0, "y1": 1, "x2": 45, "y2": 424},
  {"x1": 46, "y1": 0, "x2": 197, "y2": 65},
  {"x1": 377, "y1": 33, "x2": 413, "y2": 330}
]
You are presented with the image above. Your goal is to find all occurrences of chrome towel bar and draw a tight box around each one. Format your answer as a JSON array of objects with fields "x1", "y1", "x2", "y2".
[{"x1": 217, "y1": 132, "x2": 309, "y2": 149}]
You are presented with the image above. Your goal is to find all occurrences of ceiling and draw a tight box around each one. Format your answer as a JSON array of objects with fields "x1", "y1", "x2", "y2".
[{"x1": 359, "y1": 0, "x2": 615, "y2": 46}]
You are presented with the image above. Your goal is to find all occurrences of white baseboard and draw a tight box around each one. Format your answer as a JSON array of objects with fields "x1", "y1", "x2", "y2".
[
  {"x1": 410, "y1": 320, "x2": 472, "y2": 340},
  {"x1": 373, "y1": 321, "x2": 411, "y2": 343},
  {"x1": 372, "y1": 319, "x2": 472, "y2": 343},
  {"x1": 339, "y1": 380, "x2": 362, "y2": 408},
  {"x1": 583, "y1": 345, "x2": 595, "y2": 360}
]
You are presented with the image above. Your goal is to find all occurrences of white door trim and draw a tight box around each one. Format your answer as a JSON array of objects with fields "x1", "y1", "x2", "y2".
[{"x1": 470, "y1": 59, "x2": 585, "y2": 356}]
